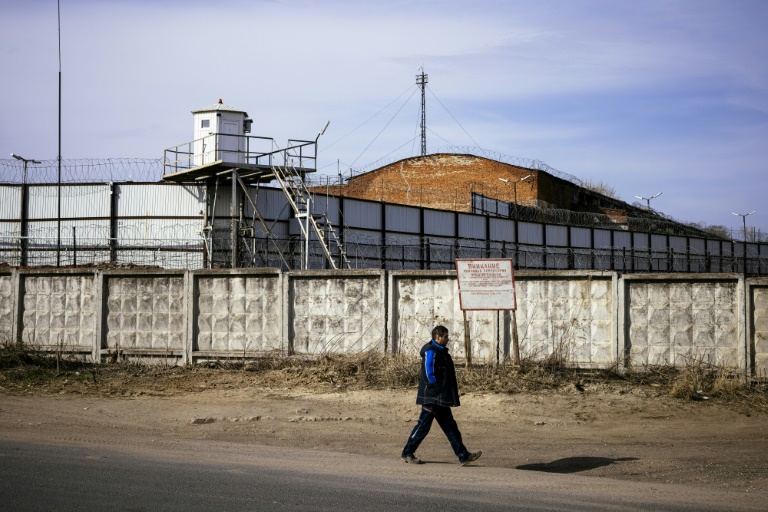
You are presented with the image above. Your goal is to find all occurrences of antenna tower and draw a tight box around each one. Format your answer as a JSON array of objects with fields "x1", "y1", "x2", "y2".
[{"x1": 416, "y1": 68, "x2": 428, "y2": 156}]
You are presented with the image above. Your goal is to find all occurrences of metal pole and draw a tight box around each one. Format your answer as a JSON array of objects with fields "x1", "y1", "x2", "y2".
[
  {"x1": 22, "y1": 159, "x2": 27, "y2": 266},
  {"x1": 57, "y1": 0, "x2": 62, "y2": 267},
  {"x1": 416, "y1": 68, "x2": 428, "y2": 156},
  {"x1": 231, "y1": 169, "x2": 238, "y2": 268},
  {"x1": 12, "y1": 154, "x2": 41, "y2": 266},
  {"x1": 511, "y1": 309, "x2": 520, "y2": 366},
  {"x1": 513, "y1": 182, "x2": 518, "y2": 219},
  {"x1": 732, "y1": 211, "x2": 756, "y2": 272}
]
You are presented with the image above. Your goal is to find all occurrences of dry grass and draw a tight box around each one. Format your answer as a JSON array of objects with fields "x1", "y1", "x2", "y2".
[{"x1": 1, "y1": 344, "x2": 766, "y2": 413}]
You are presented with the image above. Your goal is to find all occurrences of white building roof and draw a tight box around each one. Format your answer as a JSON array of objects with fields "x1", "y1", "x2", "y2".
[{"x1": 192, "y1": 99, "x2": 248, "y2": 116}]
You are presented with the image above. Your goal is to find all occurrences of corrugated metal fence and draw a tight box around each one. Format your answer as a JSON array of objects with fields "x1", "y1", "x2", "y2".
[{"x1": 0, "y1": 182, "x2": 766, "y2": 275}]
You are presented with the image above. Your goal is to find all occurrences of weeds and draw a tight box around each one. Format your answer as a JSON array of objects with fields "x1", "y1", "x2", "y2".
[{"x1": 0, "y1": 343, "x2": 766, "y2": 413}]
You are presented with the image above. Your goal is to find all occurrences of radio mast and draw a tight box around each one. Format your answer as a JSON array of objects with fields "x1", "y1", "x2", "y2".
[{"x1": 416, "y1": 68, "x2": 428, "y2": 156}]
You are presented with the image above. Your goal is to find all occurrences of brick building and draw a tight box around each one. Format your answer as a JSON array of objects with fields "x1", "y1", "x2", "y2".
[{"x1": 339, "y1": 153, "x2": 643, "y2": 221}]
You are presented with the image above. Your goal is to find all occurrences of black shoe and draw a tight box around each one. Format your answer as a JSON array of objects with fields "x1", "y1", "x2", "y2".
[
  {"x1": 401, "y1": 453, "x2": 423, "y2": 464},
  {"x1": 459, "y1": 450, "x2": 482, "y2": 466}
]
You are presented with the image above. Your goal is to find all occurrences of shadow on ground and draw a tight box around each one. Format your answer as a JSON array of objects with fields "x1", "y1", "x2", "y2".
[{"x1": 517, "y1": 457, "x2": 638, "y2": 474}]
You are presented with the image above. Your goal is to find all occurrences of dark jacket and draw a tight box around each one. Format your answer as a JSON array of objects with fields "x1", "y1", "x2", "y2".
[{"x1": 416, "y1": 340, "x2": 461, "y2": 407}]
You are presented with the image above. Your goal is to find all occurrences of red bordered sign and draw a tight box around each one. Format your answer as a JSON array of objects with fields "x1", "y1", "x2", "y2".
[{"x1": 455, "y1": 258, "x2": 517, "y2": 311}]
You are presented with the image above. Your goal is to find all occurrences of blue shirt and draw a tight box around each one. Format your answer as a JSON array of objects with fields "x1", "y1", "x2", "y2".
[{"x1": 424, "y1": 339, "x2": 445, "y2": 384}]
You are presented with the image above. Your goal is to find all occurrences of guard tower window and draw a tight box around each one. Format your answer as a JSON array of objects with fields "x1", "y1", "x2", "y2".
[{"x1": 201, "y1": 119, "x2": 210, "y2": 128}]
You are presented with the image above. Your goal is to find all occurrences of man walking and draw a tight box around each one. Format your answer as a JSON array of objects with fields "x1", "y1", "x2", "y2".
[{"x1": 401, "y1": 325, "x2": 482, "y2": 466}]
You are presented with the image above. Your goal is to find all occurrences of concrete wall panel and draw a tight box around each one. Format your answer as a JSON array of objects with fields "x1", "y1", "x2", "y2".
[
  {"x1": 626, "y1": 277, "x2": 740, "y2": 368},
  {"x1": 514, "y1": 273, "x2": 614, "y2": 366},
  {"x1": 751, "y1": 281, "x2": 768, "y2": 375},
  {"x1": 0, "y1": 273, "x2": 13, "y2": 342},
  {"x1": 195, "y1": 272, "x2": 282, "y2": 355},
  {"x1": 289, "y1": 271, "x2": 385, "y2": 354},
  {"x1": 19, "y1": 273, "x2": 96, "y2": 351},
  {"x1": 105, "y1": 275, "x2": 186, "y2": 353}
]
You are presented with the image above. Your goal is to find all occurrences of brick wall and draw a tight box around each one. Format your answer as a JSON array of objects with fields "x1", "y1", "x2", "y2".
[
  {"x1": 337, "y1": 154, "x2": 649, "y2": 222},
  {"x1": 344, "y1": 154, "x2": 541, "y2": 212}
]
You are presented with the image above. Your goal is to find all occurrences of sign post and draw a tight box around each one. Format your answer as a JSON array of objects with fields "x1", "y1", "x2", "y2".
[{"x1": 455, "y1": 259, "x2": 518, "y2": 365}]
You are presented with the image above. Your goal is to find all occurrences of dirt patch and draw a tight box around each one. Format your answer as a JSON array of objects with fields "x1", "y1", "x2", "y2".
[{"x1": 1, "y1": 356, "x2": 767, "y2": 494}]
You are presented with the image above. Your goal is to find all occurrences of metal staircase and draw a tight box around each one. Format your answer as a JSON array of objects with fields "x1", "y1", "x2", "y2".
[{"x1": 271, "y1": 161, "x2": 350, "y2": 270}]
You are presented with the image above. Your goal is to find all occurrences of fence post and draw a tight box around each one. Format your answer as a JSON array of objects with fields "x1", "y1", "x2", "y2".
[
  {"x1": 648, "y1": 246, "x2": 652, "y2": 272},
  {"x1": 109, "y1": 182, "x2": 117, "y2": 263}
]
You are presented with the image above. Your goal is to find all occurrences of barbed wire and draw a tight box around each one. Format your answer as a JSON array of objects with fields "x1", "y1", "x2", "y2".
[
  {"x1": 0, "y1": 222, "x2": 203, "y2": 240},
  {"x1": 470, "y1": 194, "x2": 734, "y2": 240},
  {"x1": 1, "y1": 155, "x2": 765, "y2": 252},
  {"x1": 0, "y1": 158, "x2": 164, "y2": 184},
  {"x1": 350, "y1": 145, "x2": 585, "y2": 186}
]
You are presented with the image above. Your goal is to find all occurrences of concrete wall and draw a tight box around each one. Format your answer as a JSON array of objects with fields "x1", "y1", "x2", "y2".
[
  {"x1": 193, "y1": 269, "x2": 283, "y2": 360},
  {"x1": 0, "y1": 271, "x2": 14, "y2": 342},
  {"x1": 289, "y1": 270, "x2": 386, "y2": 354},
  {"x1": 515, "y1": 272, "x2": 616, "y2": 366},
  {"x1": 750, "y1": 279, "x2": 768, "y2": 378},
  {"x1": 389, "y1": 271, "x2": 497, "y2": 360},
  {"x1": 389, "y1": 271, "x2": 615, "y2": 366},
  {"x1": 103, "y1": 271, "x2": 188, "y2": 360},
  {"x1": 18, "y1": 270, "x2": 97, "y2": 354},
  {"x1": 2, "y1": 267, "x2": 767, "y2": 375},
  {"x1": 621, "y1": 275, "x2": 742, "y2": 368}
]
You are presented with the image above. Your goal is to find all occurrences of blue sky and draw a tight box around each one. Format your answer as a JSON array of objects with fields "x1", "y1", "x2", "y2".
[{"x1": 2, "y1": 0, "x2": 767, "y2": 235}]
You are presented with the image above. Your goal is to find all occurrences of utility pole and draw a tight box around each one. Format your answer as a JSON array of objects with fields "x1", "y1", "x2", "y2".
[
  {"x1": 416, "y1": 67, "x2": 428, "y2": 156},
  {"x1": 57, "y1": 0, "x2": 63, "y2": 267}
]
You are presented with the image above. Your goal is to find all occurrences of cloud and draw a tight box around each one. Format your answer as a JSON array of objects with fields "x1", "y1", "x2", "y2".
[{"x1": 1, "y1": 0, "x2": 767, "y2": 232}]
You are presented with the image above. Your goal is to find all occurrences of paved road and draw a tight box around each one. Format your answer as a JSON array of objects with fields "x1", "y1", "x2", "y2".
[{"x1": 0, "y1": 438, "x2": 762, "y2": 511}]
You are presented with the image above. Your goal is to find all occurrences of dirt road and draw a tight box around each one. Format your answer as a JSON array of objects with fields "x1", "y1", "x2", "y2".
[{"x1": 1, "y1": 382, "x2": 767, "y2": 497}]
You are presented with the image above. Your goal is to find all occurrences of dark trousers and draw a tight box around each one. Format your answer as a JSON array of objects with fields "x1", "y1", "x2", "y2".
[{"x1": 402, "y1": 404, "x2": 468, "y2": 460}]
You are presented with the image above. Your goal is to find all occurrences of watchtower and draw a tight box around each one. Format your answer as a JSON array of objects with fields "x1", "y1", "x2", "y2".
[
  {"x1": 191, "y1": 99, "x2": 252, "y2": 166},
  {"x1": 162, "y1": 101, "x2": 346, "y2": 270}
]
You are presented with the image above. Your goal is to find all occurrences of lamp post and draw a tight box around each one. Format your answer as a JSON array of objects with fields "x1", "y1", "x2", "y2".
[
  {"x1": 635, "y1": 192, "x2": 662, "y2": 211},
  {"x1": 11, "y1": 153, "x2": 41, "y2": 266},
  {"x1": 499, "y1": 175, "x2": 531, "y2": 219},
  {"x1": 11, "y1": 153, "x2": 41, "y2": 185},
  {"x1": 732, "y1": 211, "x2": 756, "y2": 242}
]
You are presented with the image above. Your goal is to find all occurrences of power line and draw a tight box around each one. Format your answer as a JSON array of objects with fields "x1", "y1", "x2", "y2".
[
  {"x1": 426, "y1": 84, "x2": 483, "y2": 152},
  {"x1": 319, "y1": 84, "x2": 417, "y2": 154},
  {"x1": 348, "y1": 88, "x2": 418, "y2": 169}
]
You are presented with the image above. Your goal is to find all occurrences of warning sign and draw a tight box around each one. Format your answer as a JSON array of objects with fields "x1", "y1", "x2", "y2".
[{"x1": 455, "y1": 258, "x2": 516, "y2": 311}]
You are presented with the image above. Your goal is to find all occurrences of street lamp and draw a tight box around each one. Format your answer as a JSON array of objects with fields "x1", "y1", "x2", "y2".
[
  {"x1": 499, "y1": 175, "x2": 531, "y2": 219},
  {"x1": 732, "y1": 211, "x2": 756, "y2": 242},
  {"x1": 11, "y1": 153, "x2": 41, "y2": 185},
  {"x1": 11, "y1": 153, "x2": 41, "y2": 266},
  {"x1": 635, "y1": 192, "x2": 662, "y2": 210}
]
